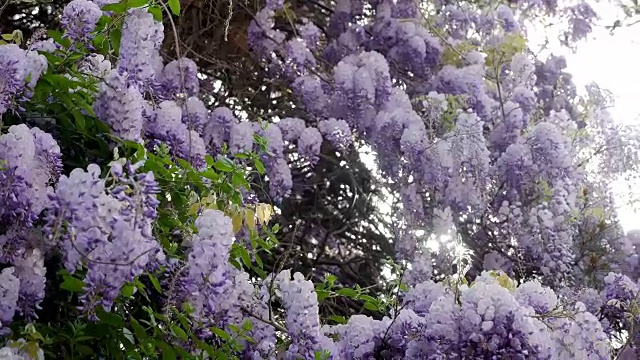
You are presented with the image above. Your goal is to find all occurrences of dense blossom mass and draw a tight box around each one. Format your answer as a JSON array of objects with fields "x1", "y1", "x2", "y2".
[{"x1": 1, "y1": 0, "x2": 640, "y2": 358}]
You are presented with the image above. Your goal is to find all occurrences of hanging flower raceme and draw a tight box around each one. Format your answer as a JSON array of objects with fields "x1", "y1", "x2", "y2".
[
  {"x1": 241, "y1": 279, "x2": 277, "y2": 359},
  {"x1": 278, "y1": 117, "x2": 307, "y2": 142},
  {"x1": 178, "y1": 210, "x2": 255, "y2": 334},
  {"x1": 0, "y1": 226, "x2": 49, "y2": 320},
  {"x1": 156, "y1": 58, "x2": 199, "y2": 99},
  {"x1": 0, "y1": 44, "x2": 47, "y2": 115},
  {"x1": 0, "y1": 268, "x2": 20, "y2": 329},
  {"x1": 183, "y1": 96, "x2": 208, "y2": 133},
  {"x1": 0, "y1": 45, "x2": 28, "y2": 115},
  {"x1": 145, "y1": 100, "x2": 207, "y2": 169},
  {"x1": 228, "y1": 121, "x2": 256, "y2": 156},
  {"x1": 117, "y1": 8, "x2": 164, "y2": 86},
  {"x1": 276, "y1": 270, "x2": 336, "y2": 360},
  {"x1": 297, "y1": 127, "x2": 323, "y2": 164},
  {"x1": 317, "y1": 118, "x2": 351, "y2": 150},
  {"x1": 265, "y1": 157, "x2": 292, "y2": 203},
  {"x1": 323, "y1": 314, "x2": 390, "y2": 358},
  {"x1": 93, "y1": 70, "x2": 145, "y2": 142},
  {"x1": 600, "y1": 273, "x2": 640, "y2": 332},
  {"x1": 204, "y1": 106, "x2": 239, "y2": 155},
  {"x1": 0, "y1": 124, "x2": 60, "y2": 229},
  {"x1": 60, "y1": 0, "x2": 102, "y2": 45},
  {"x1": 43, "y1": 162, "x2": 165, "y2": 316}
]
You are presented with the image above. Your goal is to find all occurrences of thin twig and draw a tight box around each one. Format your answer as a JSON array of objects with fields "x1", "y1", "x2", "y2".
[
  {"x1": 159, "y1": 1, "x2": 199, "y2": 169},
  {"x1": 241, "y1": 305, "x2": 287, "y2": 333},
  {"x1": 224, "y1": 0, "x2": 234, "y2": 41},
  {"x1": 0, "y1": 0, "x2": 10, "y2": 19}
]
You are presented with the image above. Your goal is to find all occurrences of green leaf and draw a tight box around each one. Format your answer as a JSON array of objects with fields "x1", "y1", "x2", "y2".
[
  {"x1": 60, "y1": 274, "x2": 85, "y2": 293},
  {"x1": 176, "y1": 312, "x2": 191, "y2": 330},
  {"x1": 24, "y1": 324, "x2": 44, "y2": 342},
  {"x1": 254, "y1": 253, "x2": 263, "y2": 268},
  {"x1": 130, "y1": 316, "x2": 147, "y2": 340},
  {"x1": 121, "y1": 283, "x2": 135, "y2": 298},
  {"x1": 148, "y1": 274, "x2": 162, "y2": 292},
  {"x1": 337, "y1": 288, "x2": 358, "y2": 298},
  {"x1": 72, "y1": 108, "x2": 86, "y2": 129},
  {"x1": 177, "y1": 158, "x2": 194, "y2": 171},
  {"x1": 148, "y1": 5, "x2": 163, "y2": 22},
  {"x1": 213, "y1": 158, "x2": 234, "y2": 172},
  {"x1": 10, "y1": 30, "x2": 22, "y2": 45},
  {"x1": 155, "y1": 341, "x2": 177, "y2": 360},
  {"x1": 95, "y1": 118, "x2": 113, "y2": 134},
  {"x1": 168, "y1": 0, "x2": 181, "y2": 15},
  {"x1": 211, "y1": 327, "x2": 231, "y2": 341},
  {"x1": 316, "y1": 290, "x2": 331, "y2": 301},
  {"x1": 110, "y1": 27, "x2": 122, "y2": 55},
  {"x1": 76, "y1": 345, "x2": 95, "y2": 356},
  {"x1": 363, "y1": 301, "x2": 379, "y2": 311},
  {"x1": 120, "y1": 330, "x2": 141, "y2": 358},
  {"x1": 204, "y1": 154, "x2": 216, "y2": 166},
  {"x1": 48, "y1": 30, "x2": 70, "y2": 48},
  {"x1": 242, "y1": 319, "x2": 254, "y2": 332},
  {"x1": 97, "y1": 310, "x2": 124, "y2": 327},
  {"x1": 105, "y1": 337, "x2": 125, "y2": 359},
  {"x1": 253, "y1": 133, "x2": 267, "y2": 151},
  {"x1": 170, "y1": 325, "x2": 188, "y2": 341},
  {"x1": 232, "y1": 172, "x2": 250, "y2": 189},
  {"x1": 76, "y1": 97, "x2": 97, "y2": 118},
  {"x1": 253, "y1": 266, "x2": 267, "y2": 279},
  {"x1": 328, "y1": 315, "x2": 347, "y2": 324},
  {"x1": 43, "y1": 74, "x2": 77, "y2": 89},
  {"x1": 93, "y1": 34, "x2": 109, "y2": 55},
  {"x1": 238, "y1": 246, "x2": 252, "y2": 268},
  {"x1": 228, "y1": 324, "x2": 242, "y2": 335},
  {"x1": 20, "y1": 342, "x2": 41, "y2": 360},
  {"x1": 358, "y1": 294, "x2": 376, "y2": 303},
  {"x1": 74, "y1": 336, "x2": 96, "y2": 342},
  {"x1": 254, "y1": 158, "x2": 266, "y2": 175},
  {"x1": 127, "y1": 0, "x2": 148, "y2": 8},
  {"x1": 41, "y1": 52, "x2": 63, "y2": 66},
  {"x1": 315, "y1": 350, "x2": 331, "y2": 360},
  {"x1": 201, "y1": 169, "x2": 220, "y2": 181},
  {"x1": 238, "y1": 332, "x2": 256, "y2": 344},
  {"x1": 144, "y1": 158, "x2": 169, "y2": 177},
  {"x1": 103, "y1": 2, "x2": 128, "y2": 12},
  {"x1": 213, "y1": 349, "x2": 230, "y2": 360}
]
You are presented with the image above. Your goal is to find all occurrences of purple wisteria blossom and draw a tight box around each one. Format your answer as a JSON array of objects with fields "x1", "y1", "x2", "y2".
[
  {"x1": 118, "y1": 9, "x2": 164, "y2": 85},
  {"x1": 60, "y1": 0, "x2": 102, "y2": 45},
  {"x1": 94, "y1": 70, "x2": 145, "y2": 142}
]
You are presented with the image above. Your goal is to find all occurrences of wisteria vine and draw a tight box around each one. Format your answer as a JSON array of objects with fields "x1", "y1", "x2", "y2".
[{"x1": 1, "y1": 0, "x2": 640, "y2": 358}]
